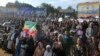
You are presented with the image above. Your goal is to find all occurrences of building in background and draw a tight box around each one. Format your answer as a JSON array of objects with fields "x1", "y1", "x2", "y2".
[
  {"x1": 0, "y1": 6, "x2": 18, "y2": 17},
  {"x1": 59, "y1": 8, "x2": 75, "y2": 18},
  {"x1": 0, "y1": 1, "x2": 46, "y2": 19},
  {"x1": 59, "y1": 9, "x2": 74, "y2": 17},
  {"x1": 77, "y1": 2, "x2": 100, "y2": 18}
]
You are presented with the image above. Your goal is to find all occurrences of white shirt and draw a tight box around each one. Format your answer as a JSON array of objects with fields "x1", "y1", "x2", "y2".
[
  {"x1": 44, "y1": 50, "x2": 52, "y2": 56},
  {"x1": 16, "y1": 37, "x2": 19, "y2": 46},
  {"x1": 20, "y1": 31, "x2": 26, "y2": 37},
  {"x1": 11, "y1": 33, "x2": 15, "y2": 40}
]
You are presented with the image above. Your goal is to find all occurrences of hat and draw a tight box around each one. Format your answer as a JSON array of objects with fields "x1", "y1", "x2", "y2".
[{"x1": 46, "y1": 45, "x2": 51, "y2": 48}]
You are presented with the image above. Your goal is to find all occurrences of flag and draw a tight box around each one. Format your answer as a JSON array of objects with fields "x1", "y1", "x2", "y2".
[{"x1": 23, "y1": 21, "x2": 37, "y2": 37}]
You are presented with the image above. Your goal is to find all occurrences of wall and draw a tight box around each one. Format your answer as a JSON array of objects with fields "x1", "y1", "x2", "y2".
[{"x1": 78, "y1": 2, "x2": 100, "y2": 18}]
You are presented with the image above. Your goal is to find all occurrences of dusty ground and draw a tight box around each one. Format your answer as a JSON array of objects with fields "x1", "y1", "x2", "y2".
[{"x1": 0, "y1": 49, "x2": 12, "y2": 56}]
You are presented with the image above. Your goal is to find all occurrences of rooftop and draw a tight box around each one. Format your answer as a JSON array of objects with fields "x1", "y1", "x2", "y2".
[{"x1": 78, "y1": 2, "x2": 100, "y2": 5}]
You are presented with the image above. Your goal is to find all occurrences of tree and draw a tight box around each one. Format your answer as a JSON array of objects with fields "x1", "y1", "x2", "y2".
[
  {"x1": 57, "y1": 6, "x2": 62, "y2": 10},
  {"x1": 40, "y1": 3, "x2": 56, "y2": 16},
  {"x1": 66, "y1": 6, "x2": 77, "y2": 18},
  {"x1": 67, "y1": 6, "x2": 73, "y2": 10}
]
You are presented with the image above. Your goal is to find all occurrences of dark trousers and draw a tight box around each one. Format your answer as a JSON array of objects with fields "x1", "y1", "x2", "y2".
[{"x1": 25, "y1": 48, "x2": 34, "y2": 56}]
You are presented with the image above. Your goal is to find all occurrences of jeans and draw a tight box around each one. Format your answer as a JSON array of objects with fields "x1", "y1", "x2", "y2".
[{"x1": 14, "y1": 41, "x2": 21, "y2": 56}]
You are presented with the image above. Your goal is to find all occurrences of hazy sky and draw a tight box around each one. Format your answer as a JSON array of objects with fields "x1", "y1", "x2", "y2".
[{"x1": 0, "y1": 0, "x2": 99, "y2": 9}]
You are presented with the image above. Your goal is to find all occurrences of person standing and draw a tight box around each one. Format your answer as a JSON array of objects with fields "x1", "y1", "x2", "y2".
[
  {"x1": 74, "y1": 38, "x2": 84, "y2": 56},
  {"x1": 52, "y1": 35, "x2": 64, "y2": 56},
  {"x1": 33, "y1": 42, "x2": 44, "y2": 56},
  {"x1": 25, "y1": 36, "x2": 34, "y2": 56},
  {"x1": 85, "y1": 23, "x2": 93, "y2": 41},
  {"x1": 44, "y1": 45, "x2": 52, "y2": 56},
  {"x1": 14, "y1": 35, "x2": 21, "y2": 56},
  {"x1": 7, "y1": 30, "x2": 14, "y2": 53}
]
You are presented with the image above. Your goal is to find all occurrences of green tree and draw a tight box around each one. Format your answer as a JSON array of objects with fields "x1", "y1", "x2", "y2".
[
  {"x1": 67, "y1": 6, "x2": 73, "y2": 10},
  {"x1": 40, "y1": 3, "x2": 55, "y2": 16},
  {"x1": 66, "y1": 6, "x2": 77, "y2": 18},
  {"x1": 57, "y1": 6, "x2": 62, "y2": 9}
]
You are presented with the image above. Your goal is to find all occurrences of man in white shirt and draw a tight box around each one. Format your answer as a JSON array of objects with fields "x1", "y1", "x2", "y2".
[{"x1": 44, "y1": 45, "x2": 52, "y2": 56}]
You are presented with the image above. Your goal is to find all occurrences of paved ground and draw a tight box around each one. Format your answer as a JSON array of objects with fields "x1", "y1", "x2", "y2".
[{"x1": 0, "y1": 49, "x2": 12, "y2": 56}]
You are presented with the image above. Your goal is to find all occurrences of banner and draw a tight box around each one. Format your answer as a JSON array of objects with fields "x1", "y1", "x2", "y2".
[{"x1": 23, "y1": 21, "x2": 37, "y2": 37}]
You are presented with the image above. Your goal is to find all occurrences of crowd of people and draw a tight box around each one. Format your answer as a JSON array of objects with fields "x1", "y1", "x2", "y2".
[{"x1": 0, "y1": 17, "x2": 100, "y2": 56}]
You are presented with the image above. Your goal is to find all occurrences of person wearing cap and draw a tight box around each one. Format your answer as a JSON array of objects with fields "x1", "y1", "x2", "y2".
[{"x1": 44, "y1": 45, "x2": 52, "y2": 56}]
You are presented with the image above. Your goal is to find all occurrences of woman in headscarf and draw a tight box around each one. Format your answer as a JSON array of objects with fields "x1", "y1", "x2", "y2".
[
  {"x1": 74, "y1": 38, "x2": 84, "y2": 56},
  {"x1": 52, "y1": 34, "x2": 64, "y2": 56},
  {"x1": 33, "y1": 42, "x2": 44, "y2": 56}
]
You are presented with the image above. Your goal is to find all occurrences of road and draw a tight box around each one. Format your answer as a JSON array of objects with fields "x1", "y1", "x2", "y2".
[{"x1": 0, "y1": 49, "x2": 12, "y2": 56}]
